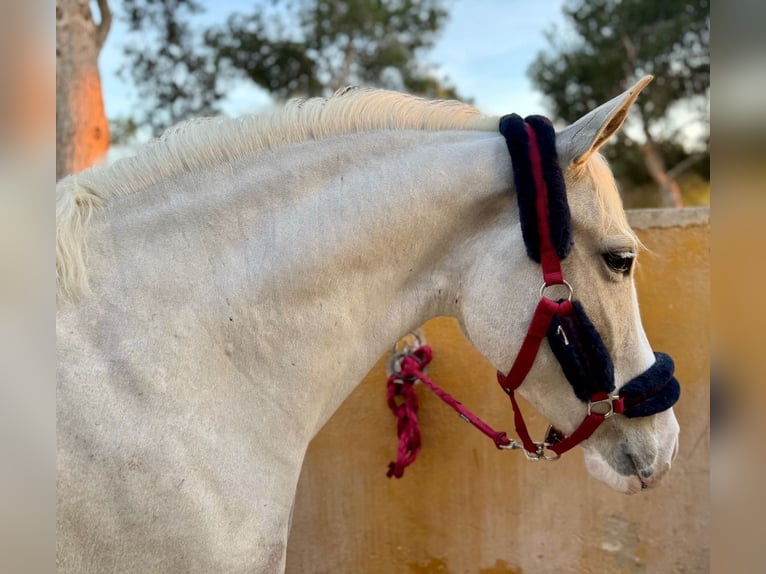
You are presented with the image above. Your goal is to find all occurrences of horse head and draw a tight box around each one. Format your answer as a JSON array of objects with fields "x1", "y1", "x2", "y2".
[{"x1": 459, "y1": 77, "x2": 680, "y2": 493}]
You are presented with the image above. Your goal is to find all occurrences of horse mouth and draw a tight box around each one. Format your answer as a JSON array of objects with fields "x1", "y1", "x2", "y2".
[
  {"x1": 625, "y1": 476, "x2": 646, "y2": 495},
  {"x1": 626, "y1": 435, "x2": 677, "y2": 493},
  {"x1": 583, "y1": 448, "x2": 673, "y2": 494}
]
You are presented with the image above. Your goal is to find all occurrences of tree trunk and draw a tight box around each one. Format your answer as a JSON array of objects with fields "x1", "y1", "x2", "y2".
[
  {"x1": 640, "y1": 139, "x2": 684, "y2": 207},
  {"x1": 634, "y1": 103, "x2": 684, "y2": 208},
  {"x1": 56, "y1": 0, "x2": 111, "y2": 180}
]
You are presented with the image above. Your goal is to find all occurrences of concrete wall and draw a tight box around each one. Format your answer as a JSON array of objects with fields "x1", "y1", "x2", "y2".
[{"x1": 286, "y1": 208, "x2": 710, "y2": 574}]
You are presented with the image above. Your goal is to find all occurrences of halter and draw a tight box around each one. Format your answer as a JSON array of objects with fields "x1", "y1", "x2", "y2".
[{"x1": 386, "y1": 114, "x2": 680, "y2": 478}]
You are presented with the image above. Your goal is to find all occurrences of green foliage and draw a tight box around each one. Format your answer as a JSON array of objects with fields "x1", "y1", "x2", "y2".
[
  {"x1": 606, "y1": 137, "x2": 708, "y2": 186},
  {"x1": 529, "y1": 0, "x2": 710, "y2": 205},
  {"x1": 119, "y1": 0, "x2": 460, "y2": 135},
  {"x1": 108, "y1": 117, "x2": 140, "y2": 145},
  {"x1": 120, "y1": 0, "x2": 221, "y2": 132},
  {"x1": 530, "y1": 0, "x2": 709, "y2": 127}
]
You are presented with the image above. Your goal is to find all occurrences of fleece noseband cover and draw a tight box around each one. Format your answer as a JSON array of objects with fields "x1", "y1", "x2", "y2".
[{"x1": 619, "y1": 353, "x2": 681, "y2": 418}]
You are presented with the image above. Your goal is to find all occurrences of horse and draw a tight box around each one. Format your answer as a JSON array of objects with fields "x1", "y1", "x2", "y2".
[{"x1": 56, "y1": 76, "x2": 679, "y2": 572}]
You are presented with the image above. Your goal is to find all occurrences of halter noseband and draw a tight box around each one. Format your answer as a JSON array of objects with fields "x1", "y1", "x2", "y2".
[{"x1": 495, "y1": 113, "x2": 680, "y2": 458}]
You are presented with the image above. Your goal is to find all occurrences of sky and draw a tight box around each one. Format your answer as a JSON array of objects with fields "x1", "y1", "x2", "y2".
[{"x1": 98, "y1": 0, "x2": 568, "y2": 127}]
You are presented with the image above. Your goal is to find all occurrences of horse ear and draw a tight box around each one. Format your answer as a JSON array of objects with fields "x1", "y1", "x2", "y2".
[{"x1": 556, "y1": 75, "x2": 653, "y2": 168}]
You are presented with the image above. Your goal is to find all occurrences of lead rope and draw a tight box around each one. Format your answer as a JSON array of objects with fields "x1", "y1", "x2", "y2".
[{"x1": 387, "y1": 344, "x2": 526, "y2": 478}]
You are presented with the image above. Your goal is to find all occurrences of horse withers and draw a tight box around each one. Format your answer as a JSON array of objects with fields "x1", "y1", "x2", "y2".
[{"x1": 56, "y1": 76, "x2": 679, "y2": 572}]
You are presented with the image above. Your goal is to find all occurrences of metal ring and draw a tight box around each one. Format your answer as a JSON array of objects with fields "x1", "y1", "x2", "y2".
[
  {"x1": 386, "y1": 353, "x2": 405, "y2": 381},
  {"x1": 387, "y1": 353, "x2": 419, "y2": 384},
  {"x1": 523, "y1": 449, "x2": 542, "y2": 461},
  {"x1": 392, "y1": 329, "x2": 425, "y2": 355},
  {"x1": 540, "y1": 446, "x2": 561, "y2": 461},
  {"x1": 539, "y1": 280, "x2": 574, "y2": 301},
  {"x1": 387, "y1": 330, "x2": 427, "y2": 382}
]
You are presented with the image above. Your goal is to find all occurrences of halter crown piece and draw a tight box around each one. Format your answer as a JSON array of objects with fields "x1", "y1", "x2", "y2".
[{"x1": 385, "y1": 115, "x2": 680, "y2": 477}]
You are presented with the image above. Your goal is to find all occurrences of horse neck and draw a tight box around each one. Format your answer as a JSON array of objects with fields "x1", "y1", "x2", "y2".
[
  {"x1": 90, "y1": 129, "x2": 515, "y2": 440},
  {"x1": 239, "y1": 130, "x2": 516, "y2": 433}
]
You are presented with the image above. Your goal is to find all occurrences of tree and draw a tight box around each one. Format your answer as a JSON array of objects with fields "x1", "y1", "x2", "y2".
[
  {"x1": 120, "y1": 0, "x2": 219, "y2": 135},
  {"x1": 56, "y1": 0, "x2": 112, "y2": 180},
  {"x1": 120, "y1": 0, "x2": 461, "y2": 136},
  {"x1": 529, "y1": 0, "x2": 709, "y2": 207}
]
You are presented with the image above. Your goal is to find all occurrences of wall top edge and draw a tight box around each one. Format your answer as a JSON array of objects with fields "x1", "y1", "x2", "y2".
[{"x1": 627, "y1": 207, "x2": 710, "y2": 229}]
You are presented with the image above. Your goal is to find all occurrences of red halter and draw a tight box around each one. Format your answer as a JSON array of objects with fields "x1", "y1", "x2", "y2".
[
  {"x1": 493, "y1": 123, "x2": 624, "y2": 459},
  {"x1": 385, "y1": 116, "x2": 678, "y2": 478}
]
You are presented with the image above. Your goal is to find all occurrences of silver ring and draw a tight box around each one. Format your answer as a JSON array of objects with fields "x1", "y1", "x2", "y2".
[{"x1": 539, "y1": 280, "x2": 574, "y2": 301}]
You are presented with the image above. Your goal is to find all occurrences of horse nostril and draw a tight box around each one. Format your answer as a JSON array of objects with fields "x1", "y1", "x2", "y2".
[
  {"x1": 640, "y1": 468, "x2": 653, "y2": 478},
  {"x1": 613, "y1": 443, "x2": 640, "y2": 476}
]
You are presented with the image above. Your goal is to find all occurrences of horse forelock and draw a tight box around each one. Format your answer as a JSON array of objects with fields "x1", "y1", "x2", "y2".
[
  {"x1": 55, "y1": 87, "x2": 498, "y2": 300},
  {"x1": 574, "y1": 153, "x2": 639, "y2": 248}
]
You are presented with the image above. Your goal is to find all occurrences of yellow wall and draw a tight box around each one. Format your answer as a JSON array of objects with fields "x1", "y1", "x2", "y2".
[{"x1": 286, "y1": 208, "x2": 709, "y2": 574}]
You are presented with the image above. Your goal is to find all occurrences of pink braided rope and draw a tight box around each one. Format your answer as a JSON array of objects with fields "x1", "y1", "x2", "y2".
[{"x1": 385, "y1": 347, "x2": 432, "y2": 478}]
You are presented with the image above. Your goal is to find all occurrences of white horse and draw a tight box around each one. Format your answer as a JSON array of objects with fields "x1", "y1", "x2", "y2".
[{"x1": 57, "y1": 76, "x2": 679, "y2": 572}]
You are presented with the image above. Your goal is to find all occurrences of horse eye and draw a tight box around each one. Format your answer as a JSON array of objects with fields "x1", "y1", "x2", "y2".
[{"x1": 602, "y1": 252, "x2": 634, "y2": 275}]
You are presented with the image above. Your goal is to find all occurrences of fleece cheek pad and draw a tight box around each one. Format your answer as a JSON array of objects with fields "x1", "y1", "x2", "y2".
[
  {"x1": 546, "y1": 299, "x2": 616, "y2": 402},
  {"x1": 546, "y1": 300, "x2": 680, "y2": 417}
]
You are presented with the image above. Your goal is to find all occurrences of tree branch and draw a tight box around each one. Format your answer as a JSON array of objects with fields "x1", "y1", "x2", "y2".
[
  {"x1": 621, "y1": 35, "x2": 637, "y2": 65},
  {"x1": 634, "y1": 100, "x2": 655, "y2": 146},
  {"x1": 95, "y1": 0, "x2": 112, "y2": 50},
  {"x1": 621, "y1": 34, "x2": 639, "y2": 91},
  {"x1": 332, "y1": 38, "x2": 356, "y2": 92},
  {"x1": 667, "y1": 153, "x2": 704, "y2": 180}
]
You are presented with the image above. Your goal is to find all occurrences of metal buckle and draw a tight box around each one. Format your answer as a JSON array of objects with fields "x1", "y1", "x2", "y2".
[
  {"x1": 588, "y1": 395, "x2": 621, "y2": 418},
  {"x1": 523, "y1": 442, "x2": 561, "y2": 461},
  {"x1": 539, "y1": 280, "x2": 574, "y2": 301},
  {"x1": 498, "y1": 437, "x2": 560, "y2": 461}
]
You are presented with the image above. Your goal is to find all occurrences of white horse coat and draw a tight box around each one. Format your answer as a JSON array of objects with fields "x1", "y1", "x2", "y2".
[{"x1": 57, "y1": 78, "x2": 678, "y2": 572}]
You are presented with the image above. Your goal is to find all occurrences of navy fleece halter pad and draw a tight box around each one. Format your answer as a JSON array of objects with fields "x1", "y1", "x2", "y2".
[
  {"x1": 620, "y1": 353, "x2": 681, "y2": 418},
  {"x1": 498, "y1": 114, "x2": 572, "y2": 262}
]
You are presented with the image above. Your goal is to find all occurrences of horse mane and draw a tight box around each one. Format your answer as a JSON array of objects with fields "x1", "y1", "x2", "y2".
[{"x1": 56, "y1": 87, "x2": 497, "y2": 300}]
